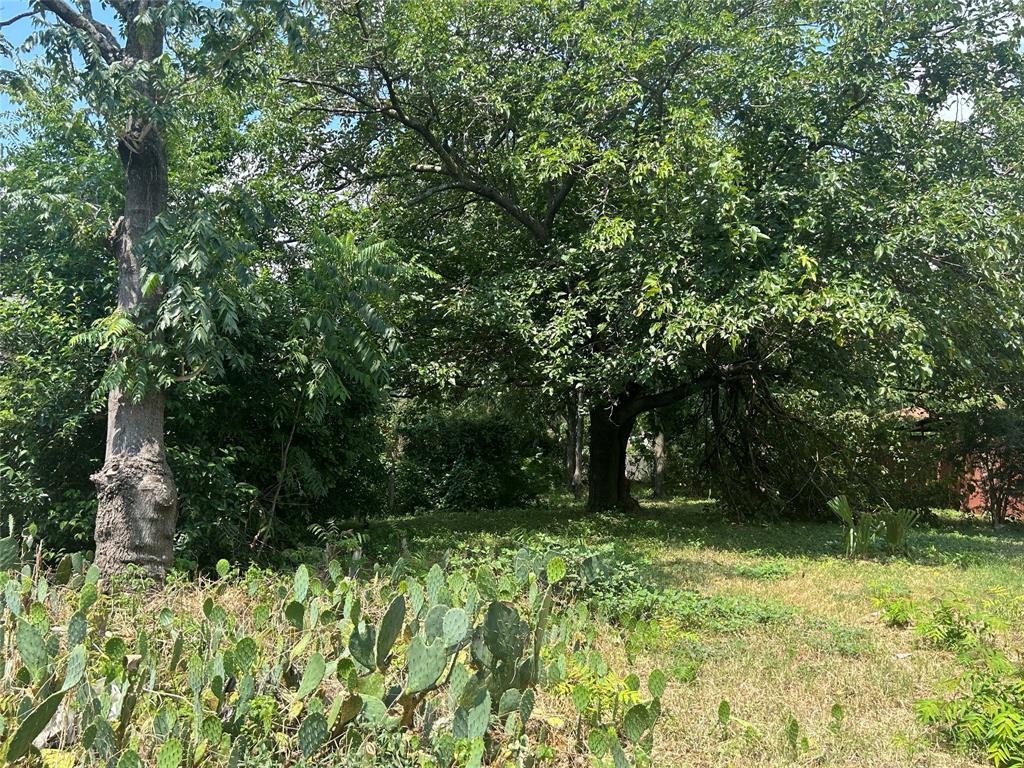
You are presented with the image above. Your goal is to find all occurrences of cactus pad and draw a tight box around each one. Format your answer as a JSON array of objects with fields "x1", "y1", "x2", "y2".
[
  {"x1": 375, "y1": 595, "x2": 406, "y2": 669},
  {"x1": 406, "y1": 637, "x2": 446, "y2": 693},
  {"x1": 61, "y1": 644, "x2": 86, "y2": 691},
  {"x1": 296, "y1": 652, "x2": 326, "y2": 698},
  {"x1": 16, "y1": 619, "x2": 48, "y2": 683},
  {"x1": 442, "y1": 608, "x2": 469, "y2": 647},
  {"x1": 349, "y1": 622, "x2": 377, "y2": 670},
  {"x1": 4, "y1": 689, "x2": 67, "y2": 762},
  {"x1": 426, "y1": 564, "x2": 445, "y2": 604},
  {"x1": 156, "y1": 738, "x2": 183, "y2": 768},
  {"x1": 298, "y1": 712, "x2": 327, "y2": 757}
]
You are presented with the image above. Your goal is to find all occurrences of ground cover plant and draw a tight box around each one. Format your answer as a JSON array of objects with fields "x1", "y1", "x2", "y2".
[
  {"x1": 0, "y1": 519, "x2": 678, "y2": 767},
  {"x1": 5, "y1": 500, "x2": 1021, "y2": 766}
]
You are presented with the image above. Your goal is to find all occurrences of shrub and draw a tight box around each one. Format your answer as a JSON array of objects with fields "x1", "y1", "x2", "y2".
[
  {"x1": 915, "y1": 601, "x2": 1024, "y2": 768},
  {"x1": 394, "y1": 406, "x2": 555, "y2": 513}
]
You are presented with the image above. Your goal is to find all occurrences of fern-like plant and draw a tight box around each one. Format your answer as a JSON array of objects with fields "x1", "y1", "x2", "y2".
[
  {"x1": 828, "y1": 495, "x2": 876, "y2": 557},
  {"x1": 878, "y1": 508, "x2": 920, "y2": 555}
]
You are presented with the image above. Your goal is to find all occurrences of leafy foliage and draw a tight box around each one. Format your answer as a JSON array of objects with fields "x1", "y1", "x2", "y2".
[
  {"x1": 394, "y1": 403, "x2": 555, "y2": 514},
  {"x1": 916, "y1": 600, "x2": 1024, "y2": 767}
]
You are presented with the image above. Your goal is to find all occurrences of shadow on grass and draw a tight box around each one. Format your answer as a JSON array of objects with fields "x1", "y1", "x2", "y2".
[{"x1": 364, "y1": 495, "x2": 1024, "y2": 572}]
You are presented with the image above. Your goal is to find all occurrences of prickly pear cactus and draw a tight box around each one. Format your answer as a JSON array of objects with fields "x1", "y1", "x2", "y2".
[
  {"x1": 298, "y1": 711, "x2": 328, "y2": 757},
  {"x1": 62, "y1": 644, "x2": 86, "y2": 691},
  {"x1": 426, "y1": 564, "x2": 445, "y2": 604},
  {"x1": 424, "y1": 604, "x2": 448, "y2": 642},
  {"x1": 497, "y1": 688, "x2": 521, "y2": 717},
  {"x1": 349, "y1": 622, "x2": 377, "y2": 670},
  {"x1": 118, "y1": 749, "x2": 143, "y2": 768},
  {"x1": 442, "y1": 608, "x2": 469, "y2": 647},
  {"x1": 483, "y1": 602, "x2": 528, "y2": 662},
  {"x1": 156, "y1": 738, "x2": 183, "y2": 768},
  {"x1": 16, "y1": 619, "x2": 48, "y2": 683},
  {"x1": 5, "y1": 689, "x2": 68, "y2": 762},
  {"x1": 454, "y1": 688, "x2": 491, "y2": 740},
  {"x1": 296, "y1": 652, "x2": 326, "y2": 698},
  {"x1": 67, "y1": 611, "x2": 87, "y2": 647},
  {"x1": 406, "y1": 637, "x2": 446, "y2": 693},
  {"x1": 293, "y1": 565, "x2": 310, "y2": 603},
  {"x1": 375, "y1": 595, "x2": 406, "y2": 669}
]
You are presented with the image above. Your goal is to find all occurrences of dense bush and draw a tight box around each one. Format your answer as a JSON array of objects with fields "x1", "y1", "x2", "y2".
[
  {"x1": 0, "y1": 269, "x2": 388, "y2": 565},
  {"x1": 689, "y1": 385, "x2": 957, "y2": 519},
  {"x1": 394, "y1": 406, "x2": 556, "y2": 514}
]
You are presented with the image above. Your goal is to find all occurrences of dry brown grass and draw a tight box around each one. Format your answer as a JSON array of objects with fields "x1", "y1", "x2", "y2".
[{"x1": 600, "y1": 514, "x2": 1024, "y2": 767}]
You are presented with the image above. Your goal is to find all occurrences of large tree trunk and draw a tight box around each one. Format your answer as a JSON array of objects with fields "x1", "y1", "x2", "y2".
[
  {"x1": 586, "y1": 404, "x2": 637, "y2": 512},
  {"x1": 91, "y1": 11, "x2": 176, "y2": 578}
]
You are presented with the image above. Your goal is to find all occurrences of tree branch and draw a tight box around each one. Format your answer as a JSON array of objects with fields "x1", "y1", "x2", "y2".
[
  {"x1": 622, "y1": 360, "x2": 772, "y2": 419},
  {"x1": 38, "y1": 0, "x2": 121, "y2": 62},
  {"x1": 0, "y1": 10, "x2": 35, "y2": 28}
]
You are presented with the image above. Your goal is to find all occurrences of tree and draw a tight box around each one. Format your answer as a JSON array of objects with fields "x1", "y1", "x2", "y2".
[
  {"x1": 289, "y1": 0, "x2": 1024, "y2": 511},
  {"x1": 0, "y1": 0, "x2": 183, "y2": 576},
  {"x1": 0, "y1": 1, "x2": 307, "y2": 575}
]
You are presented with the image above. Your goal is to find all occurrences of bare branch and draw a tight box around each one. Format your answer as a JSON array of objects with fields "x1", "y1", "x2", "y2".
[{"x1": 0, "y1": 10, "x2": 35, "y2": 28}]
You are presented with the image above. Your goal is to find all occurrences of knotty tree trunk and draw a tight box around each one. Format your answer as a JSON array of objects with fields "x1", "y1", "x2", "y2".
[{"x1": 90, "y1": 7, "x2": 177, "y2": 578}]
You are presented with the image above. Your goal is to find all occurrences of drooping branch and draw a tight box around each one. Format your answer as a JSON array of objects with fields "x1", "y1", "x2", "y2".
[{"x1": 620, "y1": 360, "x2": 773, "y2": 420}]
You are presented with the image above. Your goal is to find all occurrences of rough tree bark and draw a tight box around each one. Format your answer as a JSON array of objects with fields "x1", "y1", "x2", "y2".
[{"x1": 55, "y1": 1, "x2": 179, "y2": 578}]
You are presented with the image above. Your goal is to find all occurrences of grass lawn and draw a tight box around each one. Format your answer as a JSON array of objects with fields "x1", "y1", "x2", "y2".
[{"x1": 369, "y1": 497, "x2": 1024, "y2": 767}]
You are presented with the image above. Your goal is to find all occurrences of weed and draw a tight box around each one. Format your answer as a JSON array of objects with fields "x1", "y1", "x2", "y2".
[
  {"x1": 731, "y1": 560, "x2": 794, "y2": 581},
  {"x1": 916, "y1": 599, "x2": 996, "y2": 651},
  {"x1": 806, "y1": 620, "x2": 875, "y2": 657}
]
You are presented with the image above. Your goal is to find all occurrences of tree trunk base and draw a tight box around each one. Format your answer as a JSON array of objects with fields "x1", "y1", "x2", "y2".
[
  {"x1": 91, "y1": 452, "x2": 177, "y2": 579},
  {"x1": 586, "y1": 404, "x2": 638, "y2": 512}
]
